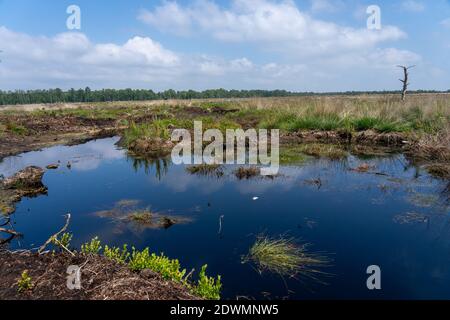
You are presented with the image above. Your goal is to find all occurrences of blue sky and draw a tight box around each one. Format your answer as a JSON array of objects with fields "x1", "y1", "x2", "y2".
[{"x1": 0, "y1": 0, "x2": 449, "y2": 91}]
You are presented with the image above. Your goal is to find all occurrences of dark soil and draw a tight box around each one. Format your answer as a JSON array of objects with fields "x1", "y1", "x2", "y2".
[
  {"x1": 0, "y1": 110, "x2": 120, "y2": 159},
  {"x1": 1, "y1": 166, "x2": 48, "y2": 215},
  {"x1": 0, "y1": 250, "x2": 200, "y2": 300},
  {"x1": 280, "y1": 130, "x2": 408, "y2": 147}
]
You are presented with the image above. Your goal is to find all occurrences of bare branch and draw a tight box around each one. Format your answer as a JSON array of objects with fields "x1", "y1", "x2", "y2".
[
  {"x1": 38, "y1": 213, "x2": 71, "y2": 254},
  {"x1": 397, "y1": 65, "x2": 415, "y2": 101}
]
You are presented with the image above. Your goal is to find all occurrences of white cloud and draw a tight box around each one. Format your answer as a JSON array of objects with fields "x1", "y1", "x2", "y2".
[
  {"x1": 138, "y1": 2, "x2": 192, "y2": 36},
  {"x1": 0, "y1": 26, "x2": 259, "y2": 90},
  {"x1": 401, "y1": 1, "x2": 425, "y2": 12},
  {"x1": 81, "y1": 36, "x2": 179, "y2": 66},
  {"x1": 139, "y1": 0, "x2": 406, "y2": 57},
  {"x1": 0, "y1": 26, "x2": 179, "y2": 68},
  {"x1": 0, "y1": 0, "x2": 437, "y2": 93}
]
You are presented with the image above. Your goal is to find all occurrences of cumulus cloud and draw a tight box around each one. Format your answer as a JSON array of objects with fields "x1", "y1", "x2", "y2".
[
  {"x1": 0, "y1": 0, "x2": 431, "y2": 93},
  {"x1": 139, "y1": 0, "x2": 406, "y2": 57},
  {"x1": 0, "y1": 26, "x2": 259, "y2": 90},
  {"x1": 0, "y1": 28, "x2": 177, "y2": 66},
  {"x1": 80, "y1": 36, "x2": 179, "y2": 66}
]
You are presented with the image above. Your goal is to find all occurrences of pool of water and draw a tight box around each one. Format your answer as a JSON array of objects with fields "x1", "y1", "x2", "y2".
[{"x1": 1, "y1": 137, "x2": 449, "y2": 299}]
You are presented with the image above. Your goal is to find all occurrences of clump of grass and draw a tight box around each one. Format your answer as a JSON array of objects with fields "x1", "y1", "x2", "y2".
[
  {"x1": 6, "y1": 122, "x2": 28, "y2": 135},
  {"x1": 186, "y1": 164, "x2": 224, "y2": 177},
  {"x1": 280, "y1": 146, "x2": 307, "y2": 165},
  {"x1": 235, "y1": 166, "x2": 260, "y2": 179},
  {"x1": 197, "y1": 101, "x2": 236, "y2": 111},
  {"x1": 128, "y1": 210, "x2": 153, "y2": 224},
  {"x1": 350, "y1": 116, "x2": 410, "y2": 132},
  {"x1": 300, "y1": 143, "x2": 347, "y2": 160},
  {"x1": 199, "y1": 116, "x2": 241, "y2": 133},
  {"x1": 242, "y1": 235, "x2": 328, "y2": 279},
  {"x1": 17, "y1": 270, "x2": 33, "y2": 293},
  {"x1": 123, "y1": 121, "x2": 171, "y2": 146}
]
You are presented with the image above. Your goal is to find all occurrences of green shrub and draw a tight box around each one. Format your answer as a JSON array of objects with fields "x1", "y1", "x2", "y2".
[
  {"x1": 17, "y1": 270, "x2": 33, "y2": 293},
  {"x1": 55, "y1": 232, "x2": 73, "y2": 249},
  {"x1": 104, "y1": 245, "x2": 130, "y2": 264},
  {"x1": 192, "y1": 265, "x2": 222, "y2": 300},
  {"x1": 81, "y1": 236, "x2": 102, "y2": 254},
  {"x1": 128, "y1": 248, "x2": 186, "y2": 282}
]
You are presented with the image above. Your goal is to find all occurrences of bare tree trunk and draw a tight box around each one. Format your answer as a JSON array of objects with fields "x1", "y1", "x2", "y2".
[{"x1": 398, "y1": 65, "x2": 415, "y2": 101}]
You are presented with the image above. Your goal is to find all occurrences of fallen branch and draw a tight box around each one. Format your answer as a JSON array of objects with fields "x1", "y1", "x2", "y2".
[
  {"x1": 38, "y1": 213, "x2": 71, "y2": 254},
  {"x1": 52, "y1": 238, "x2": 75, "y2": 257},
  {"x1": 0, "y1": 227, "x2": 21, "y2": 245},
  {"x1": 0, "y1": 227, "x2": 22, "y2": 236}
]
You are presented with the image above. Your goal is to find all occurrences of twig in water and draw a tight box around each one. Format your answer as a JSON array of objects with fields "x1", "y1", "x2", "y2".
[{"x1": 218, "y1": 215, "x2": 224, "y2": 235}]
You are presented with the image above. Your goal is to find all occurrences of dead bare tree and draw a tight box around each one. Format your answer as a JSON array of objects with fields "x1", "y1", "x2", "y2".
[{"x1": 397, "y1": 65, "x2": 415, "y2": 101}]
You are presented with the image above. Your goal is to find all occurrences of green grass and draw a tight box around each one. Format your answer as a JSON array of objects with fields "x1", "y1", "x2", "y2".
[
  {"x1": 258, "y1": 112, "x2": 414, "y2": 133},
  {"x1": 123, "y1": 121, "x2": 171, "y2": 146},
  {"x1": 197, "y1": 101, "x2": 236, "y2": 110},
  {"x1": 242, "y1": 235, "x2": 328, "y2": 279},
  {"x1": 31, "y1": 106, "x2": 134, "y2": 120},
  {"x1": 6, "y1": 122, "x2": 28, "y2": 135},
  {"x1": 351, "y1": 117, "x2": 410, "y2": 132},
  {"x1": 123, "y1": 117, "x2": 241, "y2": 148},
  {"x1": 186, "y1": 164, "x2": 224, "y2": 177},
  {"x1": 299, "y1": 143, "x2": 348, "y2": 160},
  {"x1": 279, "y1": 146, "x2": 308, "y2": 165}
]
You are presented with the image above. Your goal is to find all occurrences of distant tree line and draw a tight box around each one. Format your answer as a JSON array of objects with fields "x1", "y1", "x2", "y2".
[{"x1": 0, "y1": 87, "x2": 449, "y2": 106}]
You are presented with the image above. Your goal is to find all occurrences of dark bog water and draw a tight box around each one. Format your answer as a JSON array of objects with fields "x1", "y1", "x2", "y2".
[{"x1": 1, "y1": 137, "x2": 449, "y2": 299}]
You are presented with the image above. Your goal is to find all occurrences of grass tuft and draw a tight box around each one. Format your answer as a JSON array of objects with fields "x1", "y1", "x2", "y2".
[
  {"x1": 186, "y1": 164, "x2": 224, "y2": 177},
  {"x1": 235, "y1": 166, "x2": 260, "y2": 179},
  {"x1": 242, "y1": 235, "x2": 328, "y2": 279}
]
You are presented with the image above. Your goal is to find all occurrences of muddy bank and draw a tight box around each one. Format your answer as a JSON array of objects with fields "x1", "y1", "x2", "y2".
[
  {"x1": 1, "y1": 104, "x2": 448, "y2": 181},
  {"x1": 0, "y1": 127, "x2": 119, "y2": 160},
  {"x1": 280, "y1": 129, "x2": 409, "y2": 147},
  {"x1": 0, "y1": 166, "x2": 48, "y2": 215},
  {"x1": 0, "y1": 250, "x2": 199, "y2": 300}
]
